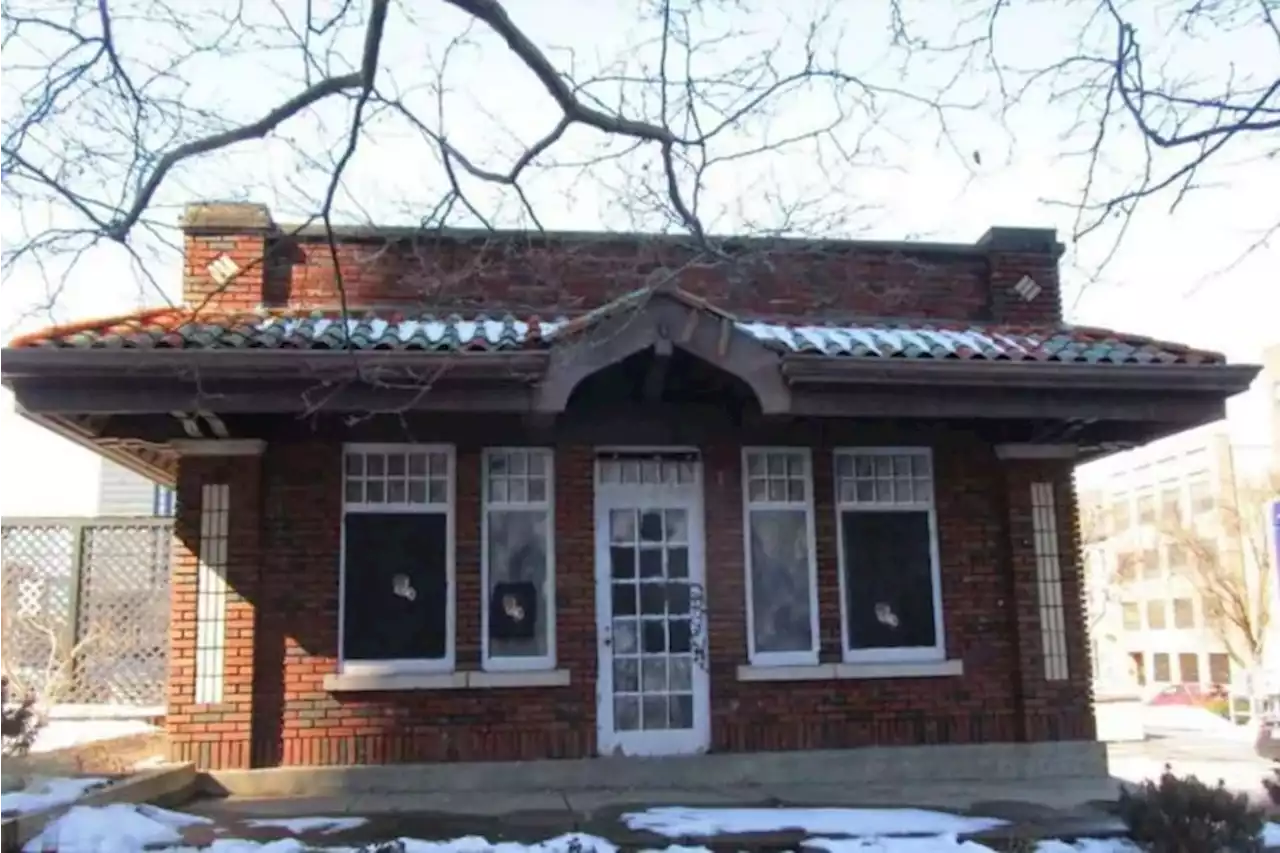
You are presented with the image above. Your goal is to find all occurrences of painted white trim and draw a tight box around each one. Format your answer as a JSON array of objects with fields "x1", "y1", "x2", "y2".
[
  {"x1": 740, "y1": 447, "x2": 821, "y2": 667},
  {"x1": 338, "y1": 443, "x2": 456, "y2": 675},
  {"x1": 833, "y1": 447, "x2": 947, "y2": 665},
  {"x1": 735, "y1": 659, "x2": 964, "y2": 682},
  {"x1": 171, "y1": 439, "x2": 265, "y2": 456},
  {"x1": 994, "y1": 444, "x2": 1078, "y2": 460},
  {"x1": 323, "y1": 669, "x2": 571, "y2": 692},
  {"x1": 481, "y1": 447, "x2": 557, "y2": 673}
]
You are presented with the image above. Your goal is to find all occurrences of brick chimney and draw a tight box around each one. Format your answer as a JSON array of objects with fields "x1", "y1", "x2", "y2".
[
  {"x1": 979, "y1": 226, "x2": 1065, "y2": 325},
  {"x1": 181, "y1": 201, "x2": 276, "y2": 312}
]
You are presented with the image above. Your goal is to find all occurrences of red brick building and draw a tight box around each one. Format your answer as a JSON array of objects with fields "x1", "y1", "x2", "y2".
[{"x1": 2, "y1": 202, "x2": 1257, "y2": 771}]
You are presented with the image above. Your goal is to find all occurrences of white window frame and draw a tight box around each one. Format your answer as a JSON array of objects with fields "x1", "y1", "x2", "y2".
[
  {"x1": 740, "y1": 447, "x2": 821, "y2": 667},
  {"x1": 481, "y1": 447, "x2": 556, "y2": 673},
  {"x1": 339, "y1": 442, "x2": 456, "y2": 676},
  {"x1": 833, "y1": 447, "x2": 946, "y2": 665}
]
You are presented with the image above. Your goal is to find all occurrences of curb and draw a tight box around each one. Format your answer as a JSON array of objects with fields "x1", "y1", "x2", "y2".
[{"x1": 1, "y1": 763, "x2": 196, "y2": 852}]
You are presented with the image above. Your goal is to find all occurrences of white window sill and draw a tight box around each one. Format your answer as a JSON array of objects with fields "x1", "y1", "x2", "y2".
[
  {"x1": 324, "y1": 669, "x2": 571, "y2": 692},
  {"x1": 736, "y1": 659, "x2": 964, "y2": 682}
]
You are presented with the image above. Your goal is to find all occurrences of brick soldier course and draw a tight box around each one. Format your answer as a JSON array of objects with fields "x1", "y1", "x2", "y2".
[{"x1": 1, "y1": 202, "x2": 1258, "y2": 771}]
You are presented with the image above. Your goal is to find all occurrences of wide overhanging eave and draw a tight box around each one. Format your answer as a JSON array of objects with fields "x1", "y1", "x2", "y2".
[
  {"x1": 0, "y1": 347, "x2": 551, "y2": 381},
  {"x1": 780, "y1": 355, "x2": 1260, "y2": 394}
]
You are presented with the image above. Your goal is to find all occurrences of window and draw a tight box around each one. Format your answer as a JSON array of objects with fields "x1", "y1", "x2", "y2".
[
  {"x1": 1146, "y1": 600, "x2": 1167, "y2": 630},
  {"x1": 1115, "y1": 552, "x2": 1138, "y2": 583},
  {"x1": 1159, "y1": 486, "x2": 1181, "y2": 525},
  {"x1": 482, "y1": 448, "x2": 554, "y2": 671},
  {"x1": 1167, "y1": 543, "x2": 1187, "y2": 573},
  {"x1": 341, "y1": 444, "x2": 454, "y2": 674},
  {"x1": 742, "y1": 448, "x2": 819, "y2": 665},
  {"x1": 1111, "y1": 497, "x2": 1131, "y2": 533},
  {"x1": 1136, "y1": 492, "x2": 1155, "y2": 525},
  {"x1": 481, "y1": 448, "x2": 552, "y2": 666},
  {"x1": 1189, "y1": 477, "x2": 1214, "y2": 514},
  {"x1": 153, "y1": 485, "x2": 176, "y2": 518},
  {"x1": 1197, "y1": 539, "x2": 1220, "y2": 568},
  {"x1": 1129, "y1": 652, "x2": 1146, "y2": 686},
  {"x1": 833, "y1": 448, "x2": 943, "y2": 663},
  {"x1": 1152, "y1": 652, "x2": 1171, "y2": 683},
  {"x1": 1172, "y1": 598, "x2": 1195, "y2": 629},
  {"x1": 1208, "y1": 652, "x2": 1231, "y2": 684},
  {"x1": 1121, "y1": 602, "x2": 1141, "y2": 631},
  {"x1": 1178, "y1": 653, "x2": 1201, "y2": 684},
  {"x1": 1141, "y1": 549, "x2": 1161, "y2": 580}
]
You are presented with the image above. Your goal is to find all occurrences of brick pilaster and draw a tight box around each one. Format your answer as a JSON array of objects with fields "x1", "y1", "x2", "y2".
[
  {"x1": 167, "y1": 441, "x2": 265, "y2": 769},
  {"x1": 1000, "y1": 457, "x2": 1096, "y2": 743}
]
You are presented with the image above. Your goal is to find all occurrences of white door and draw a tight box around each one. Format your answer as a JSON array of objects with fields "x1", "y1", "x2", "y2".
[{"x1": 594, "y1": 452, "x2": 709, "y2": 757}]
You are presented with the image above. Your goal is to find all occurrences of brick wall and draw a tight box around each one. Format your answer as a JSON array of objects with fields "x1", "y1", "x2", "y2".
[
  {"x1": 178, "y1": 204, "x2": 1064, "y2": 324},
  {"x1": 166, "y1": 421, "x2": 1094, "y2": 769}
]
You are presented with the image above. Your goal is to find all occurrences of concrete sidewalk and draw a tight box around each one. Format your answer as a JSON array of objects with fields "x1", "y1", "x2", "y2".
[{"x1": 179, "y1": 777, "x2": 1130, "y2": 849}]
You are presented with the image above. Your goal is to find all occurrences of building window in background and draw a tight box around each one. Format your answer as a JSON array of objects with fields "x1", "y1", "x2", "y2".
[
  {"x1": 1152, "y1": 653, "x2": 1171, "y2": 683},
  {"x1": 1129, "y1": 652, "x2": 1146, "y2": 685},
  {"x1": 1146, "y1": 600, "x2": 1167, "y2": 630},
  {"x1": 1111, "y1": 497, "x2": 1131, "y2": 533},
  {"x1": 1121, "y1": 602, "x2": 1141, "y2": 631},
  {"x1": 1137, "y1": 492, "x2": 1156, "y2": 525},
  {"x1": 1188, "y1": 476, "x2": 1215, "y2": 515},
  {"x1": 153, "y1": 485, "x2": 176, "y2": 517},
  {"x1": 1141, "y1": 549, "x2": 1161, "y2": 580},
  {"x1": 1159, "y1": 484, "x2": 1181, "y2": 525},
  {"x1": 1208, "y1": 653, "x2": 1231, "y2": 685},
  {"x1": 1172, "y1": 598, "x2": 1195, "y2": 629},
  {"x1": 1178, "y1": 653, "x2": 1201, "y2": 684}
]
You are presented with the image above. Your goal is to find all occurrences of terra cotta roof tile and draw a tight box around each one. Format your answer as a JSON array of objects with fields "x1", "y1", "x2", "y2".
[{"x1": 6, "y1": 305, "x2": 1227, "y2": 365}]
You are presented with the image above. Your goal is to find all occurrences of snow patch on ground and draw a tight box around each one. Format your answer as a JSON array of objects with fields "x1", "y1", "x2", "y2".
[
  {"x1": 622, "y1": 807, "x2": 1008, "y2": 838},
  {"x1": 30, "y1": 717, "x2": 157, "y2": 752},
  {"x1": 18, "y1": 803, "x2": 1280, "y2": 853},
  {"x1": 244, "y1": 816, "x2": 368, "y2": 834},
  {"x1": 24, "y1": 802, "x2": 186, "y2": 851},
  {"x1": 0, "y1": 776, "x2": 107, "y2": 815},
  {"x1": 46, "y1": 703, "x2": 163, "y2": 720}
]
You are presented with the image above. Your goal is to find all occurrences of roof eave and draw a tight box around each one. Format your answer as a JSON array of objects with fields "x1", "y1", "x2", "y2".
[
  {"x1": 780, "y1": 356, "x2": 1260, "y2": 394},
  {"x1": 0, "y1": 347, "x2": 551, "y2": 381}
]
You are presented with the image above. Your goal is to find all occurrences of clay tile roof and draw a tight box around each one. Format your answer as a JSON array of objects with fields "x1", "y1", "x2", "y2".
[
  {"x1": 7, "y1": 305, "x2": 1228, "y2": 365},
  {"x1": 7, "y1": 308, "x2": 559, "y2": 352}
]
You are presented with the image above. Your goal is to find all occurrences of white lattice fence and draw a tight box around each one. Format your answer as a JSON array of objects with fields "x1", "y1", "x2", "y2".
[{"x1": 1, "y1": 518, "x2": 172, "y2": 708}]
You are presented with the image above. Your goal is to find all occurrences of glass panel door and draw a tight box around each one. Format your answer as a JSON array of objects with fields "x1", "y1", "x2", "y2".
[{"x1": 594, "y1": 454, "x2": 707, "y2": 756}]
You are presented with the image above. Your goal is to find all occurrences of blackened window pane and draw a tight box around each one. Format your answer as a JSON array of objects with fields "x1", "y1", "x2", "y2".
[
  {"x1": 841, "y1": 510, "x2": 937, "y2": 651},
  {"x1": 343, "y1": 513, "x2": 448, "y2": 661}
]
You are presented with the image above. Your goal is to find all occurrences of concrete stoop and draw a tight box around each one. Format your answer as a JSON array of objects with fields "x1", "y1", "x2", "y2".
[{"x1": 201, "y1": 742, "x2": 1110, "y2": 799}]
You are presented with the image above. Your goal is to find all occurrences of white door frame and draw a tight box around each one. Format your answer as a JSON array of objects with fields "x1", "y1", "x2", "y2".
[{"x1": 594, "y1": 450, "x2": 710, "y2": 757}]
